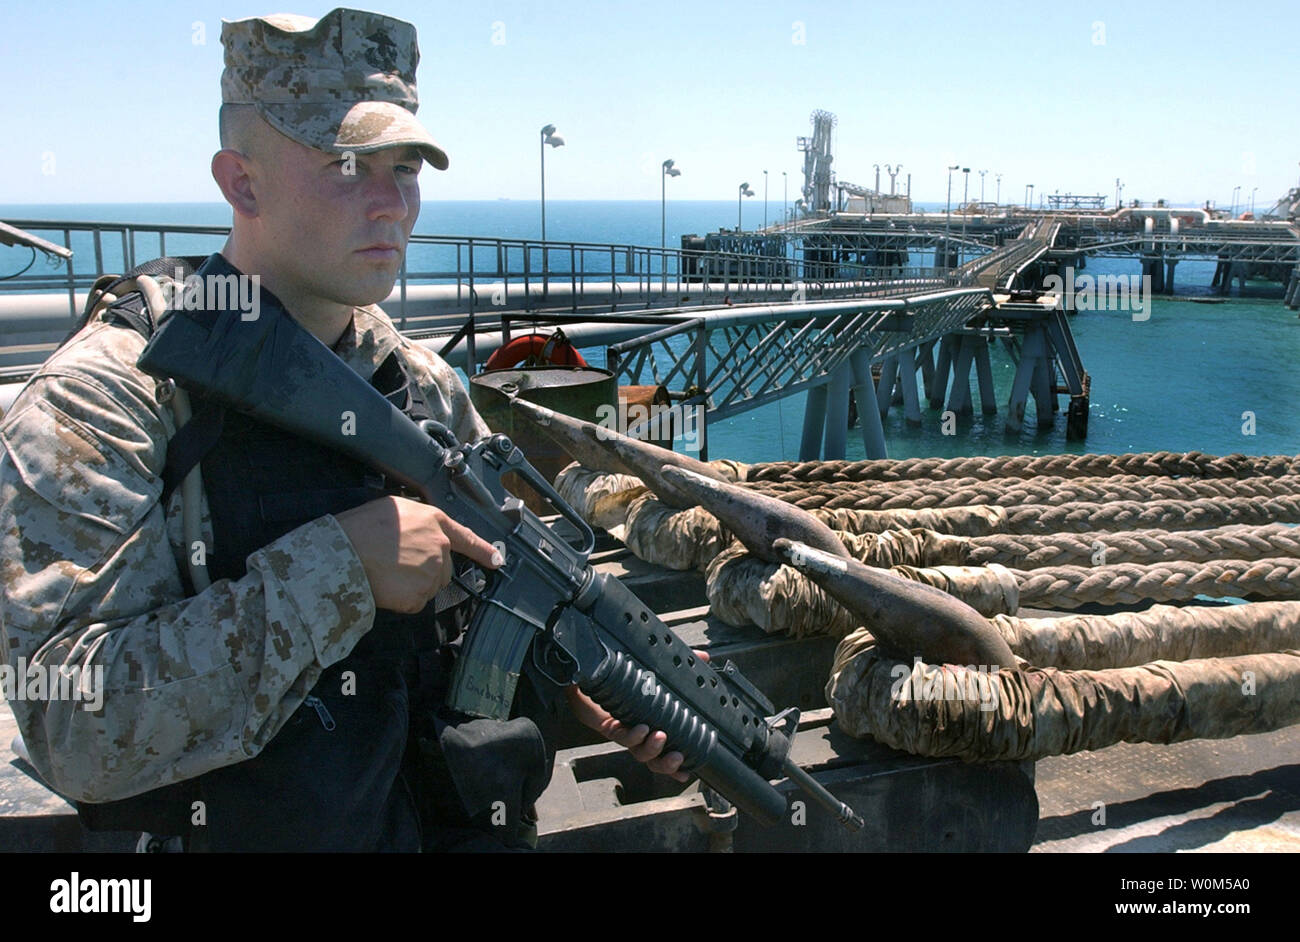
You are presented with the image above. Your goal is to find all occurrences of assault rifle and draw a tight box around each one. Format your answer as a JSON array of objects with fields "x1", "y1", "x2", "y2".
[{"x1": 137, "y1": 276, "x2": 863, "y2": 832}]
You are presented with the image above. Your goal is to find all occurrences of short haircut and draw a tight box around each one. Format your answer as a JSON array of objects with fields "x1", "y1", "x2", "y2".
[{"x1": 218, "y1": 103, "x2": 264, "y2": 154}]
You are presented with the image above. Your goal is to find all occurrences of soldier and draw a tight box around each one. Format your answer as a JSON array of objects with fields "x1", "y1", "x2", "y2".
[{"x1": 0, "y1": 7, "x2": 689, "y2": 851}]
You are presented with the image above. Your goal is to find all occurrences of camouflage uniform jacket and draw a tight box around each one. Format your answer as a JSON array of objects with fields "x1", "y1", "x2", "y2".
[{"x1": 0, "y1": 269, "x2": 488, "y2": 802}]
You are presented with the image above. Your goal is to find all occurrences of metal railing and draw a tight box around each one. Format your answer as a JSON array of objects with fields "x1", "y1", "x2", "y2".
[{"x1": 0, "y1": 218, "x2": 966, "y2": 322}]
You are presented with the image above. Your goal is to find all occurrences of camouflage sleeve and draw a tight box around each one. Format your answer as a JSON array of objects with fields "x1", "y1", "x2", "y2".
[
  {"x1": 0, "y1": 344, "x2": 377, "y2": 802},
  {"x1": 398, "y1": 337, "x2": 491, "y2": 445}
]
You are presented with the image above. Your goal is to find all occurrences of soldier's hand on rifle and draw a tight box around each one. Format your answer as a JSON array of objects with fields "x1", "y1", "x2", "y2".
[
  {"x1": 336, "y1": 495, "x2": 503, "y2": 614},
  {"x1": 563, "y1": 651, "x2": 711, "y2": 783}
]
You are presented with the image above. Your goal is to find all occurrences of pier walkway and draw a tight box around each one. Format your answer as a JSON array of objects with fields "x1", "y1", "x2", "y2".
[{"x1": 780, "y1": 207, "x2": 1300, "y2": 301}]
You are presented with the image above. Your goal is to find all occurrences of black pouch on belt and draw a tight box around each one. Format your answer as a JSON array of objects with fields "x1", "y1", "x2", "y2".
[{"x1": 412, "y1": 659, "x2": 559, "y2": 852}]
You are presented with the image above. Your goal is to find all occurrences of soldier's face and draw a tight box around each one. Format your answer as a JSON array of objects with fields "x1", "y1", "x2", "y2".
[{"x1": 254, "y1": 135, "x2": 423, "y2": 310}]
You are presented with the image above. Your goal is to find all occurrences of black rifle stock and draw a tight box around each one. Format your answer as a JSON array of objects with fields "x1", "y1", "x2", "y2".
[{"x1": 137, "y1": 289, "x2": 863, "y2": 832}]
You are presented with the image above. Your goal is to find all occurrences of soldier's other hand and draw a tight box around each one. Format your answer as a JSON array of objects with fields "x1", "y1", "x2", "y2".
[
  {"x1": 565, "y1": 650, "x2": 710, "y2": 783},
  {"x1": 335, "y1": 496, "x2": 502, "y2": 614}
]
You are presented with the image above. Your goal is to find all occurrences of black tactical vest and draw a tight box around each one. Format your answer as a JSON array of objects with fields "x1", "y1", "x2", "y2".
[
  {"x1": 195, "y1": 340, "x2": 460, "y2": 657},
  {"x1": 78, "y1": 256, "x2": 466, "y2": 844}
]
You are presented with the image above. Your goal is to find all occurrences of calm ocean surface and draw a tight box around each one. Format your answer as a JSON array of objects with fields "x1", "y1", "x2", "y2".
[{"x1": 3, "y1": 200, "x2": 1296, "y2": 463}]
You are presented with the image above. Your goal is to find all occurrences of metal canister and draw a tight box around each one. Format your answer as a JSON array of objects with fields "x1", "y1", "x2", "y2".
[
  {"x1": 618, "y1": 384, "x2": 674, "y2": 449},
  {"x1": 470, "y1": 366, "x2": 617, "y2": 514}
]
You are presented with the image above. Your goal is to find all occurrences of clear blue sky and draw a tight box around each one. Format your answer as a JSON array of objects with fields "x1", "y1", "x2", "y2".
[{"x1": 2, "y1": 0, "x2": 1297, "y2": 208}]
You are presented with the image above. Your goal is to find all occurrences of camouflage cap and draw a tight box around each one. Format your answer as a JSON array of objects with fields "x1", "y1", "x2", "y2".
[{"x1": 220, "y1": 8, "x2": 449, "y2": 170}]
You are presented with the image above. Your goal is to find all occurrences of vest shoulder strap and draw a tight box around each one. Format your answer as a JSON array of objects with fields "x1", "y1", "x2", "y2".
[{"x1": 64, "y1": 255, "x2": 207, "y2": 348}]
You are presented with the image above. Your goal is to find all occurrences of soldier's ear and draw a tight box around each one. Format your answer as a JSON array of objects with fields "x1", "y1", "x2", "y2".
[{"x1": 212, "y1": 149, "x2": 259, "y2": 220}]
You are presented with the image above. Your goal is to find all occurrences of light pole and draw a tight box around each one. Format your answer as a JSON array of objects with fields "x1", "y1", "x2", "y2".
[
  {"x1": 1250, "y1": 186, "x2": 1259, "y2": 216},
  {"x1": 1023, "y1": 183, "x2": 1030, "y2": 209},
  {"x1": 738, "y1": 181, "x2": 754, "y2": 231},
  {"x1": 782, "y1": 170, "x2": 788, "y2": 225},
  {"x1": 995, "y1": 173, "x2": 1002, "y2": 206},
  {"x1": 979, "y1": 169, "x2": 987, "y2": 204},
  {"x1": 1028, "y1": 184, "x2": 1035, "y2": 211},
  {"x1": 1231, "y1": 185, "x2": 1240, "y2": 216},
  {"x1": 661, "y1": 159, "x2": 680, "y2": 249},
  {"x1": 1114, "y1": 177, "x2": 1121, "y2": 209},
  {"x1": 763, "y1": 170, "x2": 769, "y2": 229},
  {"x1": 960, "y1": 167, "x2": 970, "y2": 265},
  {"x1": 945, "y1": 164, "x2": 958, "y2": 269},
  {"x1": 539, "y1": 123, "x2": 564, "y2": 244}
]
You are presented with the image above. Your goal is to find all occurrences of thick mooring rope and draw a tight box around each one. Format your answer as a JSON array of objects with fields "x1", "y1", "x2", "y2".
[
  {"x1": 622, "y1": 492, "x2": 731, "y2": 571},
  {"x1": 1002, "y1": 496, "x2": 1300, "y2": 533},
  {"x1": 817, "y1": 505, "x2": 1008, "y2": 536},
  {"x1": 813, "y1": 497, "x2": 1300, "y2": 535},
  {"x1": 838, "y1": 528, "x2": 972, "y2": 568},
  {"x1": 747, "y1": 473, "x2": 1300, "y2": 511},
  {"x1": 833, "y1": 524, "x2": 1300, "y2": 570},
  {"x1": 966, "y1": 523, "x2": 1300, "y2": 569},
  {"x1": 706, "y1": 545, "x2": 861, "y2": 637},
  {"x1": 556, "y1": 467, "x2": 1300, "y2": 546},
  {"x1": 827, "y1": 633, "x2": 1300, "y2": 762},
  {"x1": 746, "y1": 451, "x2": 1300, "y2": 484},
  {"x1": 706, "y1": 547, "x2": 1020, "y2": 634},
  {"x1": 556, "y1": 467, "x2": 1300, "y2": 592},
  {"x1": 707, "y1": 552, "x2": 1300, "y2": 634},
  {"x1": 554, "y1": 465, "x2": 646, "y2": 531},
  {"x1": 992, "y1": 601, "x2": 1300, "y2": 670},
  {"x1": 1012, "y1": 557, "x2": 1300, "y2": 610}
]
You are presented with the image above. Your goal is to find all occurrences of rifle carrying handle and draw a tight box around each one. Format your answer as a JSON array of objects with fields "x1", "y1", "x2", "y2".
[{"x1": 493, "y1": 437, "x2": 595, "y2": 557}]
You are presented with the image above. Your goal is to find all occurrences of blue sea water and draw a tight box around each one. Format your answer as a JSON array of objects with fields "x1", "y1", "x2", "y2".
[{"x1": 3, "y1": 201, "x2": 1296, "y2": 463}]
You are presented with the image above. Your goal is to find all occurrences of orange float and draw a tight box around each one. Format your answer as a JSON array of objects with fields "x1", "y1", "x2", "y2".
[{"x1": 484, "y1": 330, "x2": 588, "y2": 370}]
